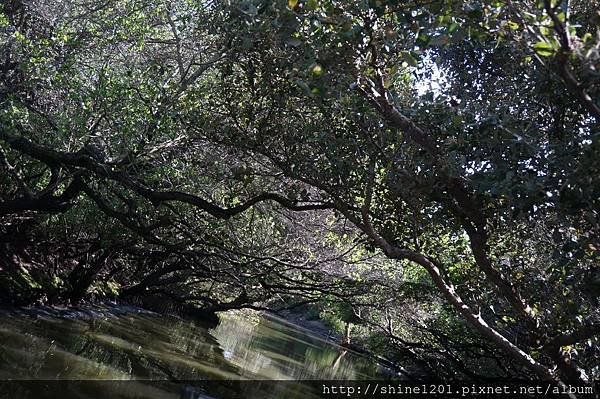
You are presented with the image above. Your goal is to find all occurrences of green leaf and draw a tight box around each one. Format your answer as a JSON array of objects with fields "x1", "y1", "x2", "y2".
[
  {"x1": 294, "y1": 79, "x2": 312, "y2": 95},
  {"x1": 400, "y1": 52, "x2": 418, "y2": 67},
  {"x1": 429, "y1": 34, "x2": 449, "y2": 47},
  {"x1": 310, "y1": 63, "x2": 323, "y2": 77},
  {"x1": 533, "y1": 41, "x2": 555, "y2": 56},
  {"x1": 288, "y1": 0, "x2": 298, "y2": 9},
  {"x1": 507, "y1": 21, "x2": 519, "y2": 30},
  {"x1": 307, "y1": 0, "x2": 319, "y2": 9}
]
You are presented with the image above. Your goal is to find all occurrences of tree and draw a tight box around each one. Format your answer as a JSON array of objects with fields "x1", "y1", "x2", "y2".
[
  {"x1": 199, "y1": 0, "x2": 599, "y2": 385},
  {"x1": 0, "y1": 0, "x2": 598, "y2": 385}
]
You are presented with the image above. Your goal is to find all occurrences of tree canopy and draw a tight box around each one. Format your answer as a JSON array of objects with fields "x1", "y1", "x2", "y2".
[{"x1": 1, "y1": 0, "x2": 598, "y2": 386}]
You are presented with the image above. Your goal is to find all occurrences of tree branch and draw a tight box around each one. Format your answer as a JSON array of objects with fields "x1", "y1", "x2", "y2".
[
  {"x1": 542, "y1": 0, "x2": 600, "y2": 121},
  {"x1": 0, "y1": 130, "x2": 333, "y2": 219},
  {"x1": 544, "y1": 324, "x2": 600, "y2": 351}
]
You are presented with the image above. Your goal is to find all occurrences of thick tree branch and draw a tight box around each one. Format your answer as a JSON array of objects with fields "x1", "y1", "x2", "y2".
[
  {"x1": 542, "y1": 0, "x2": 600, "y2": 121},
  {"x1": 0, "y1": 176, "x2": 84, "y2": 216},
  {"x1": 356, "y1": 83, "x2": 537, "y2": 325},
  {"x1": 367, "y1": 237, "x2": 561, "y2": 383},
  {"x1": 352, "y1": 165, "x2": 571, "y2": 385},
  {"x1": 544, "y1": 324, "x2": 600, "y2": 351},
  {"x1": 0, "y1": 130, "x2": 333, "y2": 219}
]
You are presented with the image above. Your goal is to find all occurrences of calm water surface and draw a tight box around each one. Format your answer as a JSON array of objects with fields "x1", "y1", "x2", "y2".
[{"x1": 0, "y1": 307, "x2": 384, "y2": 398}]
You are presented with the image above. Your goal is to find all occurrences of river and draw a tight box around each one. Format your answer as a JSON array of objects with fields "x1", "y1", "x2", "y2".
[{"x1": 0, "y1": 306, "x2": 385, "y2": 398}]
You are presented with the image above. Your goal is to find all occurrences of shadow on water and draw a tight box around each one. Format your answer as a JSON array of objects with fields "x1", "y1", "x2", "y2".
[{"x1": 0, "y1": 307, "x2": 384, "y2": 399}]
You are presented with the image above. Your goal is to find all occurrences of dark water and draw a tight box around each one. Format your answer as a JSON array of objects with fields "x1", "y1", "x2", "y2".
[{"x1": 0, "y1": 307, "x2": 383, "y2": 398}]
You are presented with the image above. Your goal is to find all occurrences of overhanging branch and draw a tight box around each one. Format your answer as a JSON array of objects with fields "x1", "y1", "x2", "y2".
[{"x1": 0, "y1": 129, "x2": 333, "y2": 219}]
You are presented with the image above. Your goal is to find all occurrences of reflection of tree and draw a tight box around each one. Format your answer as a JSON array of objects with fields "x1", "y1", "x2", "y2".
[
  {"x1": 302, "y1": 347, "x2": 356, "y2": 380},
  {"x1": 0, "y1": 317, "x2": 52, "y2": 378},
  {"x1": 210, "y1": 313, "x2": 285, "y2": 379},
  {"x1": 331, "y1": 350, "x2": 347, "y2": 371},
  {"x1": 210, "y1": 311, "x2": 380, "y2": 381},
  {"x1": 0, "y1": 311, "x2": 240, "y2": 381},
  {"x1": 0, "y1": 307, "x2": 380, "y2": 399}
]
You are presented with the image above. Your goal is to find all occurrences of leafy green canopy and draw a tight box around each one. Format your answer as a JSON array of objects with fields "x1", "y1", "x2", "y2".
[{"x1": 0, "y1": 0, "x2": 598, "y2": 383}]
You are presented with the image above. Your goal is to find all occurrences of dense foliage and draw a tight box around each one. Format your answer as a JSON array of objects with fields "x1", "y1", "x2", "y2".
[{"x1": 1, "y1": 0, "x2": 598, "y2": 385}]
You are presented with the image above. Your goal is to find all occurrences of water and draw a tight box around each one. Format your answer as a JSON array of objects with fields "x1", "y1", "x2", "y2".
[{"x1": 0, "y1": 306, "x2": 384, "y2": 398}]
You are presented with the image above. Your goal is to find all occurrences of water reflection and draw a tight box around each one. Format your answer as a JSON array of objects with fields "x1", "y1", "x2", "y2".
[
  {"x1": 0, "y1": 307, "x2": 382, "y2": 398},
  {"x1": 212, "y1": 312, "x2": 377, "y2": 380}
]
